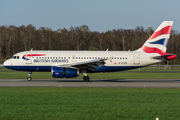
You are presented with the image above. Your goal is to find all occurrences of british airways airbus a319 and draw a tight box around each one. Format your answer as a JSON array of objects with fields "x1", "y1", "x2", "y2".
[{"x1": 3, "y1": 21, "x2": 176, "y2": 82}]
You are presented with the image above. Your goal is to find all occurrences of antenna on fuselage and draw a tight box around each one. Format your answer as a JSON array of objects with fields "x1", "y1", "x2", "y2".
[
  {"x1": 106, "y1": 49, "x2": 108, "y2": 51},
  {"x1": 31, "y1": 48, "x2": 33, "y2": 51}
]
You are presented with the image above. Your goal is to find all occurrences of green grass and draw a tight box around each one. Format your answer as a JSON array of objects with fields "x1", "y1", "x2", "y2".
[
  {"x1": 1, "y1": 66, "x2": 180, "y2": 79},
  {"x1": 0, "y1": 88, "x2": 180, "y2": 120},
  {"x1": 0, "y1": 71, "x2": 180, "y2": 79}
]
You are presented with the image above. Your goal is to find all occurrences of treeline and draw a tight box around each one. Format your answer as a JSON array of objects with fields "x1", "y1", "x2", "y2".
[{"x1": 0, "y1": 24, "x2": 180, "y2": 64}]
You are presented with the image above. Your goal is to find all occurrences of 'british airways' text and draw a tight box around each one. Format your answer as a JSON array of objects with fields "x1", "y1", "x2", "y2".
[{"x1": 34, "y1": 59, "x2": 68, "y2": 63}]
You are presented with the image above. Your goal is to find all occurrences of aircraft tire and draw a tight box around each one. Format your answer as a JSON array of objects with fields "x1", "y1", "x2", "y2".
[
  {"x1": 83, "y1": 76, "x2": 90, "y2": 82},
  {"x1": 27, "y1": 77, "x2": 32, "y2": 81}
]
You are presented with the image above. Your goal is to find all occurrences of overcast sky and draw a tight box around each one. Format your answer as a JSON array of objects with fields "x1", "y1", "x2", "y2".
[{"x1": 0, "y1": 0, "x2": 180, "y2": 32}]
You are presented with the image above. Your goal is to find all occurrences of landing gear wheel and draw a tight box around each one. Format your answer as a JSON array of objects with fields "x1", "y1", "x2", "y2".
[
  {"x1": 27, "y1": 77, "x2": 32, "y2": 81},
  {"x1": 27, "y1": 71, "x2": 32, "y2": 81},
  {"x1": 83, "y1": 76, "x2": 90, "y2": 82}
]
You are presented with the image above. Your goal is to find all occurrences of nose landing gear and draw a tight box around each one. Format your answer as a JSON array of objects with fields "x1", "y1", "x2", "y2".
[{"x1": 27, "y1": 71, "x2": 32, "y2": 81}]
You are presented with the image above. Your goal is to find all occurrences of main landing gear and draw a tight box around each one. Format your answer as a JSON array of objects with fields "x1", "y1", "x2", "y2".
[
  {"x1": 82, "y1": 72, "x2": 90, "y2": 82},
  {"x1": 83, "y1": 76, "x2": 90, "y2": 82},
  {"x1": 27, "y1": 71, "x2": 32, "y2": 81}
]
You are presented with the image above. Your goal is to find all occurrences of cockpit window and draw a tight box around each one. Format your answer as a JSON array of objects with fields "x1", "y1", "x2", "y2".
[{"x1": 11, "y1": 56, "x2": 19, "y2": 59}]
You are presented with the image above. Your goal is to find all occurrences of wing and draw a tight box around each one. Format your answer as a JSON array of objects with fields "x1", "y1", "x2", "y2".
[{"x1": 55, "y1": 59, "x2": 107, "y2": 72}]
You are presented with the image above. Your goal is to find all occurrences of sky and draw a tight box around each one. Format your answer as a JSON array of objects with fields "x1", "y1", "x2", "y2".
[{"x1": 0, "y1": 0, "x2": 180, "y2": 32}]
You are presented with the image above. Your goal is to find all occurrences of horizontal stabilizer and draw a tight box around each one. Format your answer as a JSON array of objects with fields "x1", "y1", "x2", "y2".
[{"x1": 152, "y1": 53, "x2": 176, "y2": 60}]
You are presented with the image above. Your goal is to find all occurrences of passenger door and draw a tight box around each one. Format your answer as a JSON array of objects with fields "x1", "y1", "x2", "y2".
[{"x1": 134, "y1": 53, "x2": 140, "y2": 65}]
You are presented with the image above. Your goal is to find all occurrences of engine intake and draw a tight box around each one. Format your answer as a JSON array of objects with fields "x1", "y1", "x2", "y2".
[{"x1": 52, "y1": 67, "x2": 79, "y2": 78}]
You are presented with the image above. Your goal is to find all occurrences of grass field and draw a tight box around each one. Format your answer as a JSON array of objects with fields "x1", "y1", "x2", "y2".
[
  {"x1": 1, "y1": 71, "x2": 180, "y2": 80},
  {"x1": 0, "y1": 88, "x2": 180, "y2": 120},
  {"x1": 0, "y1": 66, "x2": 180, "y2": 79},
  {"x1": 1, "y1": 67, "x2": 180, "y2": 120}
]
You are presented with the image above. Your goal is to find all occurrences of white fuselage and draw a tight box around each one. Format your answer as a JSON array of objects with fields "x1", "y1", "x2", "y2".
[{"x1": 3, "y1": 50, "x2": 162, "y2": 72}]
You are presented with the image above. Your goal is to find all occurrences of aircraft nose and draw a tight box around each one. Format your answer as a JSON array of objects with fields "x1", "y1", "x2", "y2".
[{"x1": 3, "y1": 60, "x2": 9, "y2": 66}]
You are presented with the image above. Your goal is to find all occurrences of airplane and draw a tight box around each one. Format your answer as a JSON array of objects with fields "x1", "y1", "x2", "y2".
[{"x1": 3, "y1": 21, "x2": 176, "y2": 82}]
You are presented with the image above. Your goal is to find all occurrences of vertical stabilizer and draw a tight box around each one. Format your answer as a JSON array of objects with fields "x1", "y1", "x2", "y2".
[{"x1": 137, "y1": 21, "x2": 173, "y2": 54}]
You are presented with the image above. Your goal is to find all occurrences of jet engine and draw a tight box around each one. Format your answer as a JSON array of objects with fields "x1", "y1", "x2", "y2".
[{"x1": 52, "y1": 67, "x2": 79, "y2": 78}]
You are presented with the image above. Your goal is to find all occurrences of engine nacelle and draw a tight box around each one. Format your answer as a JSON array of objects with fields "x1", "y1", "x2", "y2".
[{"x1": 52, "y1": 67, "x2": 79, "y2": 78}]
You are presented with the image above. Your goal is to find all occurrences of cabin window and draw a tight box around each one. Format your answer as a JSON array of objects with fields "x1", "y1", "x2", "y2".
[
  {"x1": 17, "y1": 56, "x2": 19, "y2": 59},
  {"x1": 68, "y1": 57, "x2": 70, "y2": 59},
  {"x1": 117, "y1": 57, "x2": 119, "y2": 59},
  {"x1": 87, "y1": 57, "x2": 89, "y2": 59}
]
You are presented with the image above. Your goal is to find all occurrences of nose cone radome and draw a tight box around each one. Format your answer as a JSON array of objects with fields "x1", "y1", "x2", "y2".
[{"x1": 3, "y1": 60, "x2": 9, "y2": 67}]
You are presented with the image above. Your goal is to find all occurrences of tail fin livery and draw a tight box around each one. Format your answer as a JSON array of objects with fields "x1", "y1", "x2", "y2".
[{"x1": 138, "y1": 21, "x2": 173, "y2": 54}]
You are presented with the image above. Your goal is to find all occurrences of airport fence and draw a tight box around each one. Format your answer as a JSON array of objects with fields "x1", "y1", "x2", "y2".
[{"x1": 141, "y1": 65, "x2": 180, "y2": 70}]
